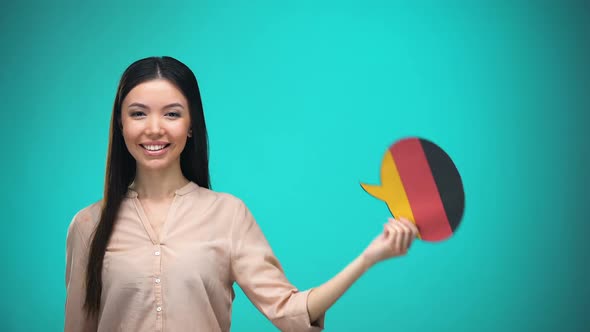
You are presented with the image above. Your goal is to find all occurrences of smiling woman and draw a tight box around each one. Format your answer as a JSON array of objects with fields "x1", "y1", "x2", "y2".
[
  {"x1": 64, "y1": 56, "x2": 418, "y2": 332},
  {"x1": 121, "y1": 80, "x2": 192, "y2": 169}
]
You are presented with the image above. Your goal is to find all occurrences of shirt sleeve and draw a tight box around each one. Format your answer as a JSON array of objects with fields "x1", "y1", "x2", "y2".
[
  {"x1": 64, "y1": 213, "x2": 98, "y2": 332},
  {"x1": 230, "y1": 199, "x2": 325, "y2": 332}
]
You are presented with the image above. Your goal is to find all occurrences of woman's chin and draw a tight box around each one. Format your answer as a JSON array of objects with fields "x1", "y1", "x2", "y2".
[{"x1": 136, "y1": 160, "x2": 177, "y2": 173}]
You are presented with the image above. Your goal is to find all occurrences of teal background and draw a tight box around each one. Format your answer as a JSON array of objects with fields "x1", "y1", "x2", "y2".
[{"x1": 1, "y1": 1, "x2": 589, "y2": 331}]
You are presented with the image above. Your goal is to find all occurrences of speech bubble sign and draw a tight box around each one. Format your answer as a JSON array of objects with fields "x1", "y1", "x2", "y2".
[{"x1": 361, "y1": 137, "x2": 465, "y2": 242}]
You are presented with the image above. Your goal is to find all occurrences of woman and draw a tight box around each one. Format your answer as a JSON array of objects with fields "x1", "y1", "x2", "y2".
[{"x1": 64, "y1": 56, "x2": 418, "y2": 332}]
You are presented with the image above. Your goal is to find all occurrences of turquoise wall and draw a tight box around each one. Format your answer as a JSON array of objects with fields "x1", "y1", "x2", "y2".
[{"x1": 2, "y1": 1, "x2": 588, "y2": 331}]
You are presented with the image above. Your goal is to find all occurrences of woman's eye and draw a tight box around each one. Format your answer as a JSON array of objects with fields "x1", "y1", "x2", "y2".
[
  {"x1": 166, "y1": 112, "x2": 181, "y2": 118},
  {"x1": 130, "y1": 111, "x2": 145, "y2": 117}
]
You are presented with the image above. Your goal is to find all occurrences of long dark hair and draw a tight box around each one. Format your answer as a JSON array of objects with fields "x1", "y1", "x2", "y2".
[{"x1": 84, "y1": 56, "x2": 211, "y2": 317}]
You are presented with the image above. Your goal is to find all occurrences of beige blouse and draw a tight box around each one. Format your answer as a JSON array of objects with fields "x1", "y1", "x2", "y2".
[{"x1": 64, "y1": 181, "x2": 325, "y2": 332}]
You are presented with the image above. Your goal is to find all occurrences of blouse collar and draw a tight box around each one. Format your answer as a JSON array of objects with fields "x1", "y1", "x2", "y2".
[{"x1": 125, "y1": 181, "x2": 198, "y2": 198}]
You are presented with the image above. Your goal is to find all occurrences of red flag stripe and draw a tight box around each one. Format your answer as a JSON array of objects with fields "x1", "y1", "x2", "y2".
[{"x1": 390, "y1": 138, "x2": 453, "y2": 241}]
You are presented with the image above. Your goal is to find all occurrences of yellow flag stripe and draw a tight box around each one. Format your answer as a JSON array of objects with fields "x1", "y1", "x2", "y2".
[
  {"x1": 360, "y1": 150, "x2": 420, "y2": 238},
  {"x1": 382, "y1": 151, "x2": 416, "y2": 224}
]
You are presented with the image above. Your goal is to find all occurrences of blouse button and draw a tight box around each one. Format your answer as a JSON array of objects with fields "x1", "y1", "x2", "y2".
[
  {"x1": 156, "y1": 306, "x2": 162, "y2": 312},
  {"x1": 155, "y1": 278, "x2": 161, "y2": 284},
  {"x1": 154, "y1": 251, "x2": 161, "y2": 256}
]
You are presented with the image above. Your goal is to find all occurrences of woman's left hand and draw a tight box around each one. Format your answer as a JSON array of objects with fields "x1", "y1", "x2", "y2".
[{"x1": 361, "y1": 217, "x2": 419, "y2": 268}]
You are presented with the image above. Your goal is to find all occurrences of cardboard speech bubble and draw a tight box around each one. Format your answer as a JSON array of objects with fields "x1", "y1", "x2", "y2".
[{"x1": 361, "y1": 137, "x2": 465, "y2": 242}]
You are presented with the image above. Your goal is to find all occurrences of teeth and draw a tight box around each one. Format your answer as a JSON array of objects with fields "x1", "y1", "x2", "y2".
[{"x1": 143, "y1": 144, "x2": 167, "y2": 151}]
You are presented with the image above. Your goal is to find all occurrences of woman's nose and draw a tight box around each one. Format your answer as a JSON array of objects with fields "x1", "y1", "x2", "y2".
[{"x1": 145, "y1": 117, "x2": 165, "y2": 136}]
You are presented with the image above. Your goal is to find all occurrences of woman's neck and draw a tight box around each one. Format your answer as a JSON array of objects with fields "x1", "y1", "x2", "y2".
[{"x1": 130, "y1": 165, "x2": 189, "y2": 200}]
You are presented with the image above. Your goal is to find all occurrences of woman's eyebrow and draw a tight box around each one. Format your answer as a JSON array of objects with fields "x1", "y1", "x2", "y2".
[
  {"x1": 127, "y1": 102, "x2": 149, "y2": 109},
  {"x1": 127, "y1": 102, "x2": 185, "y2": 109},
  {"x1": 162, "y1": 103, "x2": 185, "y2": 109}
]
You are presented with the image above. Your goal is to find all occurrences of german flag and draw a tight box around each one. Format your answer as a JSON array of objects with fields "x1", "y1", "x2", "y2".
[{"x1": 361, "y1": 137, "x2": 465, "y2": 242}]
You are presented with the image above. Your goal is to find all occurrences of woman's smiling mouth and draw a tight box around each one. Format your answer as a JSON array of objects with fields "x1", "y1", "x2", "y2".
[{"x1": 140, "y1": 143, "x2": 171, "y2": 156}]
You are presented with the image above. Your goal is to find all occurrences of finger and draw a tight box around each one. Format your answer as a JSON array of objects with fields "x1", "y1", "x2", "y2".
[
  {"x1": 397, "y1": 222, "x2": 411, "y2": 251},
  {"x1": 383, "y1": 223, "x2": 391, "y2": 239},
  {"x1": 387, "y1": 217, "x2": 397, "y2": 227},
  {"x1": 390, "y1": 222, "x2": 403, "y2": 252},
  {"x1": 385, "y1": 218, "x2": 397, "y2": 235},
  {"x1": 400, "y1": 217, "x2": 419, "y2": 238},
  {"x1": 407, "y1": 226, "x2": 416, "y2": 249},
  {"x1": 395, "y1": 218, "x2": 412, "y2": 238},
  {"x1": 385, "y1": 223, "x2": 397, "y2": 249},
  {"x1": 387, "y1": 217, "x2": 401, "y2": 232},
  {"x1": 398, "y1": 217, "x2": 412, "y2": 229}
]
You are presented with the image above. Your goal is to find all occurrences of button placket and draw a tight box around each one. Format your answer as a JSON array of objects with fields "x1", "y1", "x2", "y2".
[
  {"x1": 153, "y1": 244, "x2": 164, "y2": 331},
  {"x1": 130, "y1": 188, "x2": 194, "y2": 332}
]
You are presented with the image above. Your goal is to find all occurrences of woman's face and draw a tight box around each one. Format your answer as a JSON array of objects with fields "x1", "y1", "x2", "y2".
[{"x1": 120, "y1": 79, "x2": 192, "y2": 173}]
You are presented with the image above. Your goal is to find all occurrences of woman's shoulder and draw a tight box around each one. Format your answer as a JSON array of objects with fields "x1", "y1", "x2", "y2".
[
  {"x1": 192, "y1": 186, "x2": 256, "y2": 218},
  {"x1": 67, "y1": 199, "x2": 104, "y2": 244},
  {"x1": 194, "y1": 186, "x2": 246, "y2": 207}
]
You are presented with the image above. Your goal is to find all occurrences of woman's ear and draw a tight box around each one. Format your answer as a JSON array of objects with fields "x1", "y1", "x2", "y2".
[{"x1": 188, "y1": 129, "x2": 192, "y2": 138}]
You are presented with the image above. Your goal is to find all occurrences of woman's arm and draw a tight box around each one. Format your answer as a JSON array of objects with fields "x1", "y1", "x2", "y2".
[
  {"x1": 65, "y1": 214, "x2": 99, "y2": 332},
  {"x1": 306, "y1": 217, "x2": 418, "y2": 323}
]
